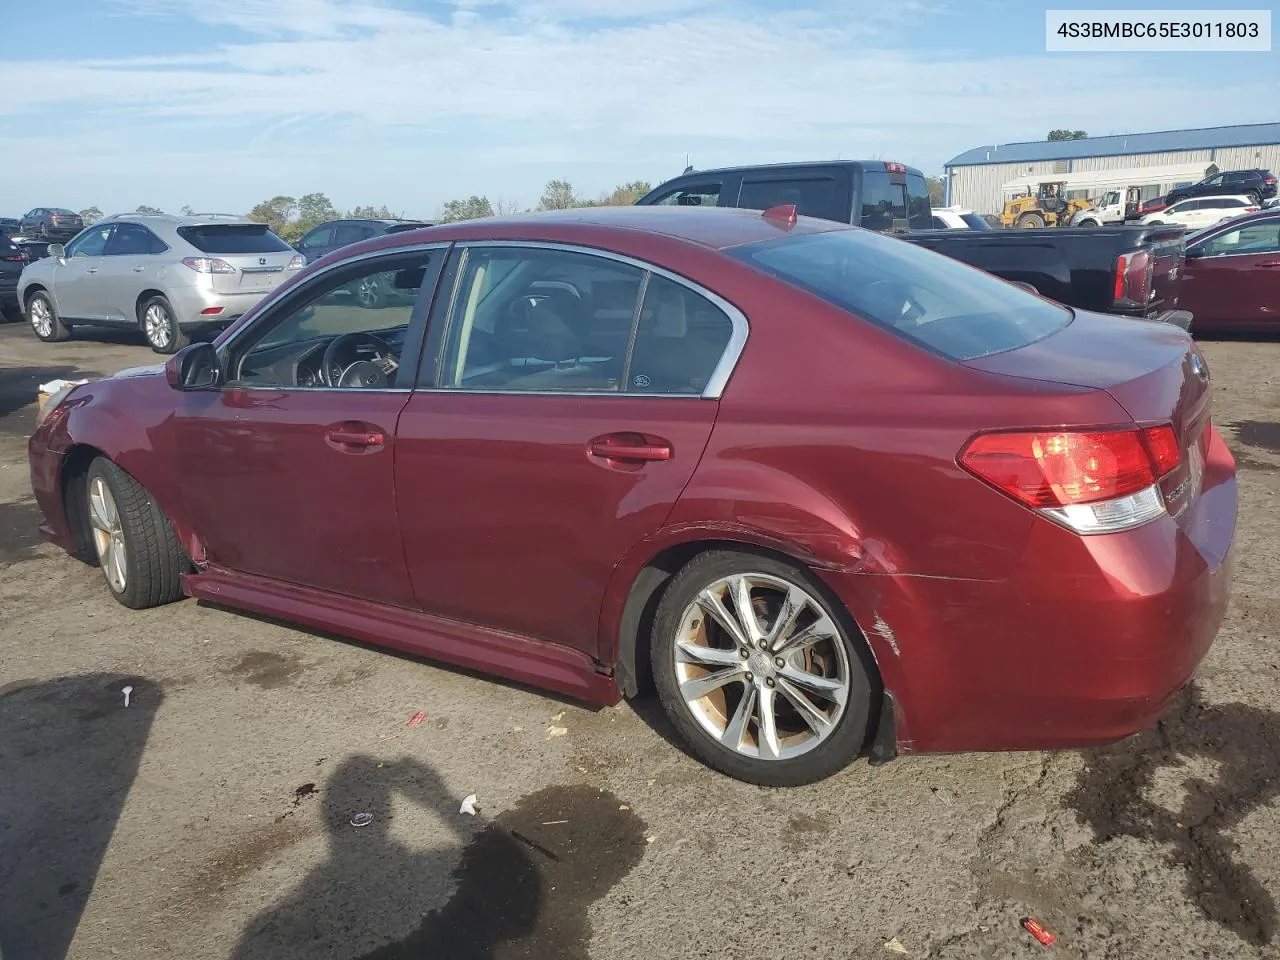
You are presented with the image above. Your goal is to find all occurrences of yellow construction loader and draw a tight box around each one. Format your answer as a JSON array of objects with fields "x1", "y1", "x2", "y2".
[{"x1": 998, "y1": 182, "x2": 1094, "y2": 228}]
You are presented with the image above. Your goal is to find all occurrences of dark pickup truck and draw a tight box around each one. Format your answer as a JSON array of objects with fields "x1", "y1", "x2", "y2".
[
  {"x1": 639, "y1": 161, "x2": 1191, "y2": 328},
  {"x1": 905, "y1": 225, "x2": 1191, "y2": 329}
]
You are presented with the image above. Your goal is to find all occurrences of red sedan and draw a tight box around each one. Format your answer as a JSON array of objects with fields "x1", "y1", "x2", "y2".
[
  {"x1": 27, "y1": 206, "x2": 1236, "y2": 786},
  {"x1": 1182, "y1": 209, "x2": 1280, "y2": 333}
]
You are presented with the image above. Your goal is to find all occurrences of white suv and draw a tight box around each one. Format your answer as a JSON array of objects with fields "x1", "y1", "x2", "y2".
[
  {"x1": 18, "y1": 214, "x2": 303, "y2": 353},
  {"x1": 1139, "y1": 195, "x2": 1259, "y2": 230}
]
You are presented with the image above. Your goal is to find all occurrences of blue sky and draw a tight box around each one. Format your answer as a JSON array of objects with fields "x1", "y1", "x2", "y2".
[{"x1": 1, "y1": 0, "x2": 1275, "y2": 219}]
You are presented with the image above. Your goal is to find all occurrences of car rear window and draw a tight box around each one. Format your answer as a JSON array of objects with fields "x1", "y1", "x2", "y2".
[
  {"x1": 177, "y1": 223, "x2": 292, "y2": 254},
  {"x1": 729, "y1": 230, "x2": 1072, "y2": 361}
]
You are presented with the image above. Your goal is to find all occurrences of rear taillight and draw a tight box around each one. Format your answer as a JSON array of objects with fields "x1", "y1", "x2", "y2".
[
  {"x1": 960, "y1": 425, "x2": 1182, "y2": 534},
  {"x1": 182, "y1": 256, "x2": 236, "y2": 274},
  {"x1": 1113, "y1": 250, "x2": 1152, "y2": 307}
]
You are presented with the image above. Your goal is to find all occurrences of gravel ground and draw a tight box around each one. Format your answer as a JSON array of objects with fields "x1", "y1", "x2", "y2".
[{"x1": 1, "y1": 318, "x2": 1278, "y2": 960}]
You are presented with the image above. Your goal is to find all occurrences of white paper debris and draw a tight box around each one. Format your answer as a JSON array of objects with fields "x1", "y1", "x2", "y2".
[
  {"x1": 39, "y1": 378, "x2": 89, "y2": 394},
  {"x1": 459, "y1": 793, "x2": 478, "y2": 816}
]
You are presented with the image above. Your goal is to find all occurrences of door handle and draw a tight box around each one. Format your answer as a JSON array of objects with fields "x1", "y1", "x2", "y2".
[
  {"x1": 588, "y1": 433, "x2": 672, "y2": 463},
  {"x1": 325, "y1": 422, "x2": 385, "y2": 449}
]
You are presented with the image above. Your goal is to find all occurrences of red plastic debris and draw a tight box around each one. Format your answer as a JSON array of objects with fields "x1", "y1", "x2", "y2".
[
  {"x1": 1022, "y1": 917, "x2": 1056, "y2": 947},
  {"x1": 407, "y1": 711, "x2": 426, "y2": 727}
]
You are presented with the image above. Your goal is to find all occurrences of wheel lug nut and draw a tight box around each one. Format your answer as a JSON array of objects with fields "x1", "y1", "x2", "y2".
[
  {"x1": 775, "y1": 658, "x2": 785, "y2": 669},
  {"x1": 765, "y1": 678, "x2": 776, "y2": 688}
]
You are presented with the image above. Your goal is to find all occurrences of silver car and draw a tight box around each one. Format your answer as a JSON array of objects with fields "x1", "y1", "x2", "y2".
[{"x1": 18, "y1": 213, "x2": 304, "y2": 353}]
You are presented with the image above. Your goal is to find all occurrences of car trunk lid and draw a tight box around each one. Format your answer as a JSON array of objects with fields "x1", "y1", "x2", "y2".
[{"x1": 966, "y1": 309, "x2": 1212, "y2": 522}]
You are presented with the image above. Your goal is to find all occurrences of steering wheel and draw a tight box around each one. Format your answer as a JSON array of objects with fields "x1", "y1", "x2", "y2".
[{"x1": 321, "y1": 332, "x2": 395, "y2": 387}]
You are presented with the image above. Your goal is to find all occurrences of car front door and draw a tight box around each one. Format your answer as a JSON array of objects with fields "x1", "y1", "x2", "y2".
[
  {"x1": 168, "y1": 245, "x2": 446, "y2": 606},
  {"x1": 1182, "y1": 217, "x2": 1280, "y2": 329},
  {"x1": 297, "y1": 224, "x2": 336, "y2": 263},
  {"x1": 394, "y1": 242, "x2": 744, "y2": 658},
  {"x1": 49, "y1": 224, "x2": 114, "y2": 320}
]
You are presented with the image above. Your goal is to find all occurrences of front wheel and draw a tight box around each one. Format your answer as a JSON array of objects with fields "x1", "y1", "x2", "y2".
[
  {"x1": 27, "y1": 291, "x2": 70, "y2": 342},
  {"x1": 84, "y1": 458, "x2": 188, "y2": 609},
  {"x1": 650, "y1": 550, "x2": 876, "y2": 786},
  {"x1": 139, "y1": 295, "x2": 189, "y2": 354}
]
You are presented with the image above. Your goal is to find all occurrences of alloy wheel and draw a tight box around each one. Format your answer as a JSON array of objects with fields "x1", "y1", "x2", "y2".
[
  {"x1": 356, "y1": 276, "x2": 382, "y2": 308},
  {"x1": 672, "y1": 573, "x2": 851, "y2": 761},
  {"x1": 30, "y1": 297, "x2": 54, "y2": 338},
  {"x1": 144, "y1": 303, "x2": 172, "y2": 349},
  {"x1": 88, "y1": 476, "x2": 127, "y2": 593}
]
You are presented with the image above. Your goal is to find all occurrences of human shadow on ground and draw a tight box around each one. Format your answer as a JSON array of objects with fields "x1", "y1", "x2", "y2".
[
  {"x1": 1068, "y1": 685, "x2": 1280, "y2": 946},
  {"x1": 232, "y1": 756, "x2": 647, "y2": 960},
  {"x1": 0, "y1": 674, "x2": 162, "y2": 960}
]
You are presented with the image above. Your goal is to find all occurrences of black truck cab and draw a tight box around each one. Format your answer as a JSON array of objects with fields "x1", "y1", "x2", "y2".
[{"x1": 637, "y1": 160, "x2": 934, "y2": 233}]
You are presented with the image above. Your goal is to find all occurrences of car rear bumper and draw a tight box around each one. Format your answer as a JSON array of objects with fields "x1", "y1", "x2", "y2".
[
  {"x1": 821, "y1": 426, "x2": 1237, "y2": 756},
  {"x1": 166, "y1": 284, "x2": 271, "y2": 329}
]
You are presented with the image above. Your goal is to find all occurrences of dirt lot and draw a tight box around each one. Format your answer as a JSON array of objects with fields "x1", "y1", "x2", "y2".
[{"x1": 1, "y1": 318, "x2": 1278, "y2": 960}]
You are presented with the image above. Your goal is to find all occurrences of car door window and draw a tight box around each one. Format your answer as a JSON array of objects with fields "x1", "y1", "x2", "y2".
[
  {"x1": 229, "y1": 252, "x2": 437, "y2": 389},
  {"x1": 650, "y1": 183, "x2": 721, "y2": 207},
  {"x1": 737, "y1": 178, "x2": 839, "y2": 221},
  {"x1": 103, "y1": 223, "x2": 164, "y2": 256},
  {"x1": 436, "y1": 246, "x2": 737, "y2": 396},
  {"x1": 333, "y1": 223, "x2": 373, "y2": 246},
  {"x1": 1198, "y1": 221, "x2": 1280, "y2": 257},
  {"x1": 300, "y1": 225, "x2": 334, "y2": 250},
  {"x1": 64, "y1": 225, "x2": 113, "y2": 257}
]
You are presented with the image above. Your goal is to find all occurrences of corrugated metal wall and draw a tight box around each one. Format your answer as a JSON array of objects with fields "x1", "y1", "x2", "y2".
[{"x1": 949, "y1": 144, "x2": 1280, "y2": 215}]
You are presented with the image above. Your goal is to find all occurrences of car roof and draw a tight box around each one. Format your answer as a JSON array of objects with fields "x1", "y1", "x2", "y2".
[
  {"x1": 1173, "y1": 194, "x2": 1256, "y2": 204},
  {"x1": 659, "y1": 159, "x2": 922, "y2": 178},
  {"x1": 371, "y1": 205, "x2": 850, "y2": 252}
]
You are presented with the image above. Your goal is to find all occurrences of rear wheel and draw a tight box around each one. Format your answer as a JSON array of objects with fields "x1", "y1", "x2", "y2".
[
  {"x1": 1016, "y1": 213, "x2": 1045, "y2": 228},
  {"x1": 84, "y1": 458, "x2": 187, "y2": 609},
  {"x1": 650, "y1": 550, "x2": 875, "y2": 786},
  {"x1": 27, "y1": 291, "x2": 70, "y2": 342},
  {"x1": 139, "y1": 295, "x2": 188, "y2": 354}
]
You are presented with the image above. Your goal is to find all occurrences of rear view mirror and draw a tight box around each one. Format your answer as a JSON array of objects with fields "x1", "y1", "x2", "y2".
[
  {"x1": 47, "y1": 243, "x2": 65, "y2": 259},
  {"x1": 165, "y1": 342, "x2": 221, "y2": 391}
]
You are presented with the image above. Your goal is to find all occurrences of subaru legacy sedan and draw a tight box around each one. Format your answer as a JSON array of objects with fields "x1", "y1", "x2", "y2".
[{"x1": 27, "y1": 206, "x2": 1236, "y2": 786}]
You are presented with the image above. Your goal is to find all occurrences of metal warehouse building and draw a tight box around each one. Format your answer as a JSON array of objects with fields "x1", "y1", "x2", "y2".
[{"x1": 944, "y1": 122, "x2": 1280, "y2": 216}]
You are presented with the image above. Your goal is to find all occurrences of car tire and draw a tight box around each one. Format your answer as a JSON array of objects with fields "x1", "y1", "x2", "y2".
[
  {"x1": 353, "y1": 274, "x2": 387, "y2": 309},
  {"x1": 26, "y1": 290, "x2": 71, "y2": 342},
  {"x1": 649, "y1": 549, "x2": 876, "y2": 786},
  {"x1": 84, "y1": 457, "x2": 188, "y2": 610},
  {"x1": 139, "y1": 294, "x2": 189, "y2": 354},
  {"x1": 1016, "y1": 213, "x2": 1045, "y2": 228}
]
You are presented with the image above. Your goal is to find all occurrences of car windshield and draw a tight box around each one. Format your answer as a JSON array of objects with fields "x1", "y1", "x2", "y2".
[
  {"x1": 177, "y1": 223, "x2": 291, "y2": 254},
  {"x1": 729, "y1": 229, "x2": 1072, "y2": 361}
]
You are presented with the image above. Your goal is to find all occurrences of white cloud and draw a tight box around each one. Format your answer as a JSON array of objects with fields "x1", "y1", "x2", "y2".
[{"x1": 2, "y1": 0, "x2": 1273, "y2": 215}]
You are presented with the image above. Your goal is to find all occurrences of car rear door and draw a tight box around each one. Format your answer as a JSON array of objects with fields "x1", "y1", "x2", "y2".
[
  {"x1": 394, "y1": 242, "x2": 744, "y2": 658},
  {"x1": 734, "y1": 168, "x2": 849, "y2": 223},
  {"x1": 98, "y1": 222, "x2": 167, "y2": 322},
  {"x1": 1182, "y1": 216, "x2": 1280, "y2": 329}
]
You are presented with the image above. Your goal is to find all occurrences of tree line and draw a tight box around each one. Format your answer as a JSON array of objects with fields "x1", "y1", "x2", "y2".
[{"x1": 72, "y1": 180, "x2": 654, "y2": 241}]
